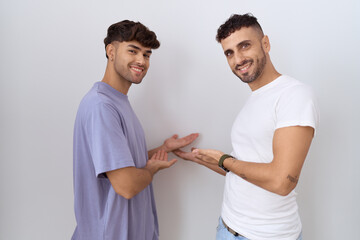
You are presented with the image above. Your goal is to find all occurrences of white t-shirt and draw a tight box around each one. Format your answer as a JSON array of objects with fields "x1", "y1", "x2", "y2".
[{"x1": 221, "y1": 75, "x2": 319, "y2": 240}]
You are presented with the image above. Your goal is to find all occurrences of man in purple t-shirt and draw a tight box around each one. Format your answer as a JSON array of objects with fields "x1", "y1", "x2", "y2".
[{"x1": 72, "y1": 20, "x2": 198, "y2": 240}]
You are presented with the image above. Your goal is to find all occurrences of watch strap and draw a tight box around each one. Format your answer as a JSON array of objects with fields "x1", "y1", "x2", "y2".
[{"x1": 218, "y1": 154, "x2": 233, "y2": 172}]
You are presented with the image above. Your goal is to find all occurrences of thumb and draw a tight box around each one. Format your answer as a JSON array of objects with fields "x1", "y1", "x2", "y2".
[
  {"x1": 192, "y1": 148, "x2": 201, "y2": 154},
  {"x1": 167, "y1": 158, "x2": 177, "y2": 167},
  {"x1": 192, "y1": 148, "x2": 210, "y2": 156}
]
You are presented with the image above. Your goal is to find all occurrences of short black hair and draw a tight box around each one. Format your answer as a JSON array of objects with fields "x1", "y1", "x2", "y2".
[
  {"x1": 216, "y1": 13, "x2": 263, "y2": 42},
  {"x1": 104, "y1": 20, "x2": 160, "y2": 58}
]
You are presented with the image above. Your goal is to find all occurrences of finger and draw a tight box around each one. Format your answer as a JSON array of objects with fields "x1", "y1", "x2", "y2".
[
  {"x1": 157, "y1": 150, "x2": 166, "y2": 160},
  {"x1": 177, "y1": 133, "x2": 197, "y2": 144},
  {"x1": 167, "y1": 158, "x2": 177, "y2": 167},
  {"x1": 161, "y1": 151, "x2": 167, "y2": 161},
  {"x1": 173, "y1": 149, "x2": 194, "y2": 161},
  {"x1": 183, "y1": 133, "x2": 199, "y2": 143},
  {"x1": 155, "y1": 150, "x2": 165, "y2": 160},
  {"x1": 173, "y1": 149, "x2": 188, "y2": 159},
  {"x1": 173, "y1": 149, "x2": 184, "y2": 157},
  {"x1": 171, "y1": 134, "x2": 178, "y2": 140},
  {"x1": 151, "y1": 151, "x2": 159, "y2": 160}
]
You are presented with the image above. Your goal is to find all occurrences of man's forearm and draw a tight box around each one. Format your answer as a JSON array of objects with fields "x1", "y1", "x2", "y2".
[
  {"x1": 107, "y1": 167, "x2": 154, "y2": 199},
  {"x1": 224, "y1": 158, "x2": 296, "y2": 196},
  {"x1": 196, "y1": 159, "x2": 226, "y2": 176}
]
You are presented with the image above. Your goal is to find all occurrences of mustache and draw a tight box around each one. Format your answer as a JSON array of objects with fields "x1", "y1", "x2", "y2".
[
  {"x1": 131, "y1": 64, "x2": 145, "y2": 68},
  {"x1": 235, "y1": 59, "x2": 253, "y2": 69}
]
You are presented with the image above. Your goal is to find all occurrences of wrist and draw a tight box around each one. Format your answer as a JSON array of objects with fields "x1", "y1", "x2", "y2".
[
  {"x1": 144, "y1": 163, "x2": 157, "y2": 178},
  {"x1": 160, "y1": 143, "x2": 170, "y2": 153},
  {"x1": 218, "y1": 154, "x2": 233, "y2": 172}
]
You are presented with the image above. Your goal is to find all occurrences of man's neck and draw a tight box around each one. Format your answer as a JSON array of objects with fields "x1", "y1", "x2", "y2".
[
  {"x1": 102, "y1": 64, "x2": 131, "y2": 95},
  {"x1": 248, "y1": 60, "x2": 280, "y2": 91}
]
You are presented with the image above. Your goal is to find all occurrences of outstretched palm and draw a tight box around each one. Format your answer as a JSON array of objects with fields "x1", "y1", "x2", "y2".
[{"x1": 163, "y1": 133, "x2": 199, "y2": 152}]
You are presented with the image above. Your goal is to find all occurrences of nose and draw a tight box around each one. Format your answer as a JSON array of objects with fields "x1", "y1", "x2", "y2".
[
  {"x1": 234, "y1": 51, "x2": 245, "y2": 65},
  {"x1": 135, "y1": 54, "x2": 146, "y2": 66}
]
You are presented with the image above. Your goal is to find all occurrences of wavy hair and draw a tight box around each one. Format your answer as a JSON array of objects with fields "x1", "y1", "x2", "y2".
[{"x1": 104, "y1": 20, "x2": 160, "y2": 58}]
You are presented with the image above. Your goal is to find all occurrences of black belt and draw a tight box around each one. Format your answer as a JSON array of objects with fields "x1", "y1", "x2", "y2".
[{"x1": 222, "y1": 218, "x2": 245, "y2": 237}]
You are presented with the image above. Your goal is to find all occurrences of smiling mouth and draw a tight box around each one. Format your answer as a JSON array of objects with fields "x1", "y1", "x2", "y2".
[
  {"x1": 130, "y1": 66, "x2": 144, "y2": 73},
  {"x1": 237, "y1": 62, "x2": 252, "y2": 74}
]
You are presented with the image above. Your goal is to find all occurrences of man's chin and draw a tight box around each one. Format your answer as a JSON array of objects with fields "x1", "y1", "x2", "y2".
[
  {"x1": 129, "y1": 75, "x2": 145, "y2": 84},
  {"x1": 131, "y1": 79, "x2": 144, "y2": 84},
  {"x1": 240, "y1": 77, "x2": 255, "y2": 84},
  {"x1": 234, "y1": 72, "x2": 255, "y2": 84}
]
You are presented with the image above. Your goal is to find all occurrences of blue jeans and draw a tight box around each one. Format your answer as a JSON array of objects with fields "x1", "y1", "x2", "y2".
[{"x1": 216, "y1": 218, "x2": 303, "y2": 240}]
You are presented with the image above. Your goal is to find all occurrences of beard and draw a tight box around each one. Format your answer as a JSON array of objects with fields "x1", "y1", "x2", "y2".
[{"x1": 233, "y1": 50, "x2": 267, "y2": 84}]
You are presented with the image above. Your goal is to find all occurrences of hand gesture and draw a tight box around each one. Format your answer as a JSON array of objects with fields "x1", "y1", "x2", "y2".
[
  {"x1": 163, "y1": 133, "x2": 199, "y2": 152},
  {"x1": 173, "y1": 148, "x2": 198, "y2": 162},
  {"x1": 191, "y1": 148, "x2": 224, "y2": 165},
  {"x1": 174, "y1": 148, "x2": 228, "y2": 175},
  {"x1": 146, "y1": 150, "x2": 177, "y2": 175}
]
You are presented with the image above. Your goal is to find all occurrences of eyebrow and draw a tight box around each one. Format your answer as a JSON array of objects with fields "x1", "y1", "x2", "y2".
[
  {"x1": 224, "y1": 40, "x2": 252, "y2": 55},
  {"x1": 236, "y1": 40, "x2": 251, "y2": 49},
  {"x1": 128, "y1": 44, "x2": 152, "y2": 54}
]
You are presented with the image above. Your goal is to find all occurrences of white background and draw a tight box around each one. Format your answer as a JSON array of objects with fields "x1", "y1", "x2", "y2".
[{"x1": 1, "y1": 0, "x2": 359, "y2": 239}]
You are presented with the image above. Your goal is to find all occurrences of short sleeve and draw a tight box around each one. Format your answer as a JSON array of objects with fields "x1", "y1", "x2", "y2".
[
  {"x1": 276, "y1": 84, "x2": 320, "y2": 133},
  {"x1": 86, "y1": 102, "x2": 135, "y2": 178}
]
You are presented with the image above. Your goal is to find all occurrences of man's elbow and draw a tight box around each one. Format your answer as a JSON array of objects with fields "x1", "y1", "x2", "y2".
[
  {"x1": 276, "y1": 186, "x2": 295, "y2": 196},
  {"x1": 120, "y1": 191, "x2": 136, "y2": 200},
  {"x1": 272, "y1": 178, "x2": 297, "y2": 196},
  {"x1": 113, "y1": 186, "x2": 137, "y2": 200}
]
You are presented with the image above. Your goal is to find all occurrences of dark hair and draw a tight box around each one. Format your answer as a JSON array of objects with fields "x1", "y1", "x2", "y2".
[
  {"x1": 216, "y1": 13, "x2": 263, "y2": 42},
  {"x1": 104, "y1": 20, "x2": 160, "y2": 58}
]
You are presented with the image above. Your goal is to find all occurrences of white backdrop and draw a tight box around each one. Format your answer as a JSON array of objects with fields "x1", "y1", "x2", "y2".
[{"x1": 1, "y1": 0, "x2": 359, "y2": 239}]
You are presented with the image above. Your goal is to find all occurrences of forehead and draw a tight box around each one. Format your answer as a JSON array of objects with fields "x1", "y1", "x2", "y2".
[
  {"x1": 116, "y1": 40, "x2": 152, "y2": 52},
  {"x1": 220, "y1": 27, "x2": 261, "y2": 50}
]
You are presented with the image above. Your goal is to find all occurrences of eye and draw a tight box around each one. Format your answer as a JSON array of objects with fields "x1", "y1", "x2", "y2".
[
  {"x1": 224, "y1": 51, "x2": 233, "y2": 57},
  {"x1": 144, "y1": 54, "x2": 150, "y2": 59},
  {"x1": 129, "y1": 50, "x2": 136, "y2": 54},
  {"x1": 241, "y1": 43, "x2": 250, "y2": 49}
]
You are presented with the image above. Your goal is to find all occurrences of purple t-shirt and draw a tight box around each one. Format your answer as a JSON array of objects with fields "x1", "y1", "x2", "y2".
[{"x1": 72, "y1": 82, "x2": 158, "y2": 240}]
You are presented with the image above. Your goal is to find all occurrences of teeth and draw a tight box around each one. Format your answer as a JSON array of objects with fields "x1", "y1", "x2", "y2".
[
  {"x1": 241, "y1": 66, "x2": 249, "y2": 71},
  {"x1": 131, "y1": 67, "x2": 143, "y2": 72},
  {"x1": 239, "y1": 63, "x2": 251, "y2": 71}
]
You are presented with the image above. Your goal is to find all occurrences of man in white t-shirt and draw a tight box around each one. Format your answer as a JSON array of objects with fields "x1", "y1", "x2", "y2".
[{"x1": 174, "y1": 13, "x2": 319, "y2": 240}]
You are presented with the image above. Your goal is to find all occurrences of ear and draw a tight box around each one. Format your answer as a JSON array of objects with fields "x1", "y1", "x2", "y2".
[
  {"x1": 106, "y1": 43, "x2": 116, "y2": 61},
  {"x1": 262, "y1": 35, "x2": 271, "y2": 53}
]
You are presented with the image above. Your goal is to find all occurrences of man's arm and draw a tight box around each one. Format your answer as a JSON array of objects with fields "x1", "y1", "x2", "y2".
[
  {"x1": 106, "y1": 150, "x2": 176, "y2": 199},
  {"x1": 107, "y1": 133, "x2": 198, "y2": 200},
  {"x1": 148, "y1": 133, "x2": 199, "y2": 158},
  {"x1": 193, "y1": 126, "x2": 314, "y2": 196}
]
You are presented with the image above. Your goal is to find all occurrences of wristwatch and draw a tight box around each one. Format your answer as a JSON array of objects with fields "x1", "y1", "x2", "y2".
[{"x1": 218, "y1": 154, "x2": 233, "y2": 172}]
